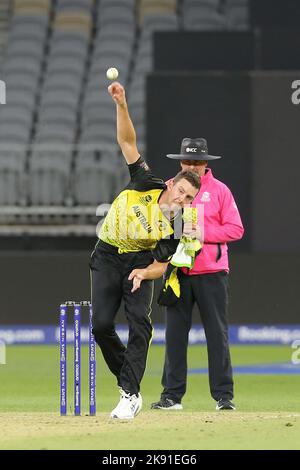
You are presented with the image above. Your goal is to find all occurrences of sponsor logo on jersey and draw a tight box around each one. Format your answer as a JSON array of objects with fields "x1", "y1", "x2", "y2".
[{"x1": 139, "y1": 195, "x2": 153, "y2": 206}]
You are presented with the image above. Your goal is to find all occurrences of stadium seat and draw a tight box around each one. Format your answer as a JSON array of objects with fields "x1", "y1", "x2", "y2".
[
  {"x1": 81, "y1": 122, "x2": 116, "y2": 146},
  {"x1": 1, "y1": 72, "x2": 38, "y2": 93},
  {"x1": 0, "y1": 155, "x2": 25, "y2": 205},
  {"x1": 47, "y1": 56, "x2": 85, "y2": 76},
  {"x1": 0, "y1": 106, "x2": 33, "y2": 128},
  {"x1": 5, "y1": 39, "x2": 44, "y2": 60},
  {"x1": 31, "y1": 142, "x2": 73, "y2": 163},
  {"x1": 43, "y1": 74, "x2": 82, "y2": 96},
  {"x1": 11, "y1": 12, "x2": 48, "y2": 29},
  {"x1": 73, "y1": 157, "x2": 117, "y2": 205},
  {"x1": 183, "y1": 0, "x2": 226, "y2": 30},
  {"x1": 29, "y1": 156, "x2": 71, "y2": 205},
  {"x1": 139, "y1": 0, "x2": 177, "y2": 24},
  {"x1": 8, "y1": 21, "x2": 48, "y2": 42},
  {"x1": 142, "y1": 12, "x2": 178, "y2": 32},
  {"x1": 5, "y1": 88, "x2": 36, "y2": 110},
  {"x1": 56, "y1": 0, "x2": 93, "y2": 12},
  {"x1": 3, "y1": 56, "x2": 41, "y2": 75},
  {"x1": 97, "y1": 4, "x2": 135, "y2": 25},
  {"x1": 49, "y1": 40, "x2": 87, "y2": 61},
  {"x1": 54, "y1": 11, "x2": 92, "y2": 34},
  {"x1": 13, "y1": 0, "x2": 50, "y2": 16},
  {"x1": 100, "y1": 0, "x2": 136, "y2": 11},
  {"x1": 98, "y1": 23, "x2": 135, "y2": 42},
  {"x1": 93, "y1": 41, "x2": 132, "y2": 61},
  {"x1": 38, "y1": 106, "x2": 77, "y2": 127},
  {"x1": 0, "y1": 123, "x2": 31, "y2": 144},
  {"x1": 35, "y1": 124, "x2": 75, "y2": 144},
  {"x1": 81, "y1": 103, "x2": 116, "y2": 127}
]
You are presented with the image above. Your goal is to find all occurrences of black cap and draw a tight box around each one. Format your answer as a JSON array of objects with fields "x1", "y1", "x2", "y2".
[{"x1": 166, "y1": 138, "x2": 222, "y2": 161}]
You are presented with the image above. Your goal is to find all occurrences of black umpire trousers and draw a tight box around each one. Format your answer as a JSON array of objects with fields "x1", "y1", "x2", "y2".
[
  {"x1": 161, "y1": 270, "x2": 233, "y2": 403},
  {"x1": 90, "y1": 241, "x2": 154, "y2": 396}
]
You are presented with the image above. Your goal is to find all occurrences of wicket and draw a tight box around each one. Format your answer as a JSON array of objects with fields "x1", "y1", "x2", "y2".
[{"x1": 59, "y1": 301, "x2": 96, "y2": 416}]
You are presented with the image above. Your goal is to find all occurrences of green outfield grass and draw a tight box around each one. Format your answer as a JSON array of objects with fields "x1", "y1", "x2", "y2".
[{"x1": 0, "y1": 344, "x2": 299, "y2": 450}]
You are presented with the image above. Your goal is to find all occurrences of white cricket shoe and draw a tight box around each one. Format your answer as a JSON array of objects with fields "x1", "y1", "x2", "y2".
[{"x1": 110, "y1": 389, "x2": 142, "y2": 420}]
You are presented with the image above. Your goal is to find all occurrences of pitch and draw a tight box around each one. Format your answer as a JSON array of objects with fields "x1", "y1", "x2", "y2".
[{"x1": 0, "y1": 344, "x2": 299, "y2": 450}]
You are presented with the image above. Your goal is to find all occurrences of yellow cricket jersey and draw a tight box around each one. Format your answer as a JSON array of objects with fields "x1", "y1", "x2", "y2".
[{"x1": 99, "y1": 157, "x2": 180, "y2": 261}]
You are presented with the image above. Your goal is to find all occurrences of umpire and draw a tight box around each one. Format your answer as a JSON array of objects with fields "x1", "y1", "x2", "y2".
[{"x1": 151, "y1": 138, "x2": 244, "y2": 411}]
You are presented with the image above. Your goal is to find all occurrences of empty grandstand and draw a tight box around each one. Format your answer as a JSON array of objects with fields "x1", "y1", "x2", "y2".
[{"x1": 0, "y1": 0, "x2": 250, "y2": 241}]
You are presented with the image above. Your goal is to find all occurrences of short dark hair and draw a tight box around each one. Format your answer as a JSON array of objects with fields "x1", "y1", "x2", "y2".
[{"x1": 173, "y1": 170, "x2": 200, "y2": 191}]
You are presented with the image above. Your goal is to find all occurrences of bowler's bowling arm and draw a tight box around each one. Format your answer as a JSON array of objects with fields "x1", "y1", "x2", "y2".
[{"x1": 108, "y1": 82, "x2": 140, "y2": 165}]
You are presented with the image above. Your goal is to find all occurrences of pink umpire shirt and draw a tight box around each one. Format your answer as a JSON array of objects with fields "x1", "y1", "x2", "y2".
[{"x1": 180, "y1": 168, "x2": 244, "y2": 275}]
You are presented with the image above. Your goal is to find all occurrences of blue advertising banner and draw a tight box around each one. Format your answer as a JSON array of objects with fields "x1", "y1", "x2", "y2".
[{"x1": 0, "y1": 325, "x2": 300, "y2": 345}]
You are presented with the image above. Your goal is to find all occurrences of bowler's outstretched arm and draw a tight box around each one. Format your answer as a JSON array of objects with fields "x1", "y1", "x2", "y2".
[{"x1": 108, "y1": 81, "x2": 140, "y2": 165}]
